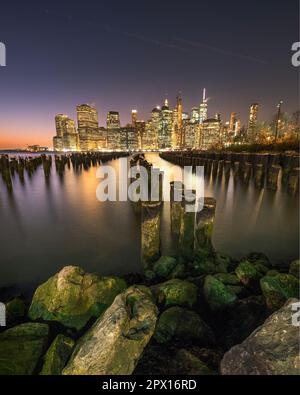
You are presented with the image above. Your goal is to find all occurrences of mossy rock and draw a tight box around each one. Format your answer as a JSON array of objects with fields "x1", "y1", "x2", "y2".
[
  {"x1": 6, "y1": 297, "x2": 26, "y2": 323},
  {"x1": 214, "y1": 273, "x2": 240, "y2": 286},
  {"x1": 192, "y1": 259, "x2": 227, "y2": 276},
  {"x1": 289, "y1": 260, "x2": 299, "y2": 279},
  {"x1": 245, "y1": 252, "x2": 270, "y2": 267},
  {"x1": 174, "y1": 349, "x2": 217, "y2": 375},
  {"x1": 169, "y1": 263, "x2": 186, "y2": 279},
  {"x1": 203, "y1": 276, "x2": 237, "y2": 311},
  {"x1": 40, "y1": 334, "x2": 75, "y2": 375},
  {"x1": 235, "y1": 261, "x2": 262, "y2": 288},
  {"x1": 152, "y1": 279, "x2": 198, "y2": 309},
  {"x1": 266, "y1": 270, "x2": 280, "y2": 277},
  {"x1": 153, "y1": 256, "x2": 178, "y2": 279},
  {"x1": 154, "y1": 307, "x2": 215, "y2": 346},
  {"x1": 260, "y1": 274, "x2": 299, "y2": 310},
  {"x1": 28, "y1": 266, "x2": 127, "y2": 330},
  {"x1": 0, "y1": 323, "x2": 49, "y2": 375}
]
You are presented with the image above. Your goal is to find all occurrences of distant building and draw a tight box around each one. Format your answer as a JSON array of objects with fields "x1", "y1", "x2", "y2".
[
  {"x1": 200, "y1": 118, "x2": 221, "y2": 150},
  {"x1": 183, "y1": 120, "x2": 199, "y2": 149},
  {"x1": 199, "y1": 88, "x2": 208, "y2": 125},
  {"x1": 27, "y1": 145, "x2": 49, "y2": 152},
  {"x1": 229, "y1": 112, "x2": 237, "y2": 132},
  {"x1": 120, "y1": 126, "x2": 139, "y2": 150},
  {"x1": 248, "y1": 103, "x2": 259, "y2": 142},
  {"x1": 77, "y1": 104, "x2": 105, "y2": 151},
  {"x1": 191, "y1": 107, "x2": 200, "y2": 123},
  {"x1": 131, "y1": 109, "x2": 138, "y2": 126},
  {"x1": 53, "y1": 115, "x2": 78, "y2": 151},
  {"x1": 159, "y1": 99, "x2": 173, "y2": 149},
  {"x1": 135, "y1": 120, "x2": 145, "y2": 149},
  {"x1": 107, "y1": 111, "x2": 121, "y2": 149}
]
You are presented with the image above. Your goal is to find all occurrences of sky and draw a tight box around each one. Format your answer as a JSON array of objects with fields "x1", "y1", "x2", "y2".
[{"x1": 0, "y1": 0, "x2": 299, "y2": 148}]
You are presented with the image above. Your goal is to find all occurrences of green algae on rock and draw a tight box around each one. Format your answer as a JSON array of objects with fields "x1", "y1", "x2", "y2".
[
  {"x1": 0, "y1": 323, "x2": 49, "y2": 375},
  {"x1": 28, "y1": 266, "x2": 127, "y2": 330},
  {"x1": 203, "y1": 275, "x2": 237, "y2": 311},
  {"x1": 260, "y1": 274, "x2": 299, "y2": 310},
  {"x1": 152, "y1": 279, "x2": 198, "y2": 309},
  {"x1": 40, "y1": 334, "x2": 75, "y2": 375},
  {"x1": 63, "y1": 286, "x2": 158, "y2": 375},
  {"x1": 154, "y1": 306, "x2": 215, "y2": 346},
  {"x1": 153, "y1": 256, "x2": 178, "y2": 279}
]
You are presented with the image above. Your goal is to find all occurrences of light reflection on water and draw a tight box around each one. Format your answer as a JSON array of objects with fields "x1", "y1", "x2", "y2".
[{"x1": 0, "y1": 153, "x2": 298, "y2": 293}]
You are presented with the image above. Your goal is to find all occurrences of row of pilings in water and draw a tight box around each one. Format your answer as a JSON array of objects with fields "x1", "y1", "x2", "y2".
[
  {"x1": 0, "y1": 152, "x2": 129, "y2": 193},
  {"x1": 129, "y1": 154, "x2": 216, "y2": 274},
  {"x1": 159, "y1": 151, "x2": 300, "y2": 195}
]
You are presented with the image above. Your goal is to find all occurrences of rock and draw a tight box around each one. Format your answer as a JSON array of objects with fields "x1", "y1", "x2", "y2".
[
  {"x1": 221, "y1": 299, "x2": 300, "y2": 375},
  {"x1": 154, "y1": 307, "x2": 215, "y2": 346},
  {"x1": 153, "y1": 256, "x2": 177, "y2": 279},
  {"x1": 235, "y1": 261, "x2": 263, "y2": 288},
  {"x1": 260, "y1": 274, "x2": 299, "y2": 310},
  {"x1": 266, "y1": 270, "x2": 280, "y2": 277},
  {"x1": 203, "y1": 276, "x2": 237, "y2": 311},
  {"x1": 289, "y1": 260, "x2": 299, "y2": 279},
  {"x1": 221, "y1": 296, "x2": 268, "y2": 348},
  {"x1": 0, "y1": 323, "x2": 49, "y2": 375},
  {"x1": 192, "y1": 259, "x2": 228, "y2": 276},
  {"x1": 173, "y1": 349, "x2": 216, "y2": 375},
  {"x1": 245, "y1": 252, "x2": 270, "y2": 267},
  {"x1": 214, "y1": 273, "x2": 240, "y2": 285},
  {"x1": 40, "y1": 334, "x2": 75, "y2": 375},
  {"x1": 28, "y1": 266, "x2": 127, "y2": 330},
  {"x1": 152, "y1": 279, "x2": 198, "y2": 309},
  {"x1": 6, "y1": 297, "x2": 26, "y2": 323},
  {"x1": 169, "y1": 263, "x2": 186, "y2": 279},
  {"x1": 63, "y1": 286, "x2": 158, "y2": 375},
  {"x1": 227, "y1": 285, "x2": 246, "y2": 297}
]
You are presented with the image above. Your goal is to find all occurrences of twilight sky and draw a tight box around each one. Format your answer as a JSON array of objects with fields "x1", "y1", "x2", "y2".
[{"x1": 0, "y1": 0, "x2": 299, "y2": 148}]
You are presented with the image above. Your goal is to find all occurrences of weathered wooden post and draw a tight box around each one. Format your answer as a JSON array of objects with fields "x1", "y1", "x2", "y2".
[
  {"x1": 194, "y1": 197, "x2": 216, "y2": 261},
  {"x1": 267, "y1": 165, "x2": 281, "y2": 191},
  {"x1": 178, "y1": 190, "x2": 196, "y2": 261},
  {"x1": 170, "y1": 181, "x2": 184, "y2": 237},
  {"x1": 287, "y1": 168, "x2": 299, "y2": 195},
  {"x1": 141, "y1": 201, "x2": 162, "y2": 272},
  {"x1": 254, "y1": 164, "x2": 265, "y2": 188},
  {"x1": 243, "y1": 162, "x2": 252, "y2": 184}
]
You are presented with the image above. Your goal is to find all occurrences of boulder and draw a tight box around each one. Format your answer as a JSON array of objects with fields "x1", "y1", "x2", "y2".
[
  {"x1": 154, "y1": 306, "x2": 215, "y2": 346},
  {"x1": 153, "y1": 256, "x2": 177, "y2": 279},
  {"x1": 28, "y1": 266, "x2": 127, "y2": 330},
  {"x1": 221, "y1": 299, "x2": 300, "y2": 375},
  {"x1": 40, "y1": 334, "x2": 75, "y2": 375},
  {"x1": 152, "y1": 279, "x2": 198, "y2": 309},
  {"x1": 289, "y1": 260, "x2": 300, "y2": 279},
  {"x1": 235, "y1": 261, "x2": 262, "y2": 288},
  {"x1": 214, "y1": 273, "x2": 240, "y2": 286},
  {"x1": 63, "y1": 286, "x2": 158, "y2": 375},
  {"x1": 0, "y1": 323, "x2": 49, "y2": 375},
  {"x1": 203, "y1": 275, "x2": 237, "y2": 311},
  {"x1": 6, "y1": 297, "x2": 26, "y2": 324},
  {"x1": 260, "y1": 274, "x2": 299, "y2": 310},
  {"x1": 172, "y1": 349, "x2": 216, "y2": 375},
  {"x1": 192, "y1": 259, "x2": 228, "y2": 276}
]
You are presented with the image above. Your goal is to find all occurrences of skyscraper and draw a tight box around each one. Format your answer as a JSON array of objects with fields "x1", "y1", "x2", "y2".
[
  {"x1": 229, "y1": 112, "x2": 237, "y2": 132},
  {"x1": 248, "y1": 103, "x2": 259, "y2": 142},
  {"x1": 176, "y1": 95, "x2": 183, "y2": 148},
  {"x1": 53, "y1": 114, "x2": 79, "y2": 151},
  {"x1": 77, "y1": 104, "x2": 103, "y2": 151},
  {"x1": 200, "y1": 118, "x2": 221, "y2": 150},
  {"x1": 199, "y1": 88, "x2": 208, "y2": 125},
  {"x1": 159, "y1": 99, "x2": 173, "y2": 149},
  {"x1": 107, "y1": 111, "x2": 121, "y2": 149},
  {"x1": 191, "y1": 107, "x2": 200, "y2": 123},
  {"x1": 131, "y1": 109, "x2": 138, "y2": 126}
]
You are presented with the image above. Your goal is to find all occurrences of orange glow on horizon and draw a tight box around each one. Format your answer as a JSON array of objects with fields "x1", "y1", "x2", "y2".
[{"x1": 0, "y1": 128, "x2": 52, "y2": 149}]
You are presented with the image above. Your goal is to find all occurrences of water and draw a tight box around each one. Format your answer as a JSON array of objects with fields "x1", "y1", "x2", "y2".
[{"x1": 0, "y1": 152, "x2": 299, "y2": 294}]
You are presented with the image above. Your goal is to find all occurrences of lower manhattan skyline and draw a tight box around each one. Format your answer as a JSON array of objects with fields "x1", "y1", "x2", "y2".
[{"x1": 0, "y1": 0, "x2": 298, "y2": 149}]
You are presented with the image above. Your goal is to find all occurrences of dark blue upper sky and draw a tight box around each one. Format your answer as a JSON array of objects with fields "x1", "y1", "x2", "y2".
[{"x1": 0, "y1": 0, "x2": 299, "y2": 147}]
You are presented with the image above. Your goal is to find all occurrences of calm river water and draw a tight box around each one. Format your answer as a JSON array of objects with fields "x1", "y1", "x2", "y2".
[{"x1": 0, "y1": 152, "x2": 298, "y2": 294}]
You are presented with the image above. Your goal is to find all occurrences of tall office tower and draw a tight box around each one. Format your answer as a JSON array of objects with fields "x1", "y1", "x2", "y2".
[
  {"x1": 150, "y1": 107, "x2": 161, "y2": 148},
  {"x1": 135, "y1": 120, "x2": 146, "y2": 149},
  {"x1": 215, "y1": 112, "x2": 222, "y2": 122},
  {"x1": 143, "y1": 120, "x2": 158, "y2": 150},
  {"x1": 176, "y1": 95, "x2": 183, "y2": 148},
  {"x1": 191, "y1": 107, "x2": 200, "y2": 123},
  {"x1": 77, "y1": 104, "x2": 102, "y2": 151},
  {"x1": 131, "y1": 109, "x2": 138, "y2": 126},
  {"x1": 120, "y1": 126, "x2": 139, "y2": 150},
  {"x1": 107, "y1": 111, "x2": 121, "y2": 149},
  {"x1": 184, "y1": 120, "x2": 199, "y2": 149},
  {"x1": 199, "y1": 88, "x2": 208, "y2": 124},
  {"x1": 235, "y1": 119, "x2": 241, "y2": 134},
  {"x1": 106, "y1": 111, "x2": 121, "y2": 129},
  {"x1": 248, "y1": 103, "x2": 259, "y2": 142},
  {"x1": 200, "y1": 118, "x2": 221, "y2": 150},
  {"x1": 229, "y1": 112, "x2": 237, "y2": 132},
  {"x1": 53, "y1": 115, "x2": 78, "y2": 151},
  {"x1": 158, "y1": 99, "x2": 173, "y2": 149}
]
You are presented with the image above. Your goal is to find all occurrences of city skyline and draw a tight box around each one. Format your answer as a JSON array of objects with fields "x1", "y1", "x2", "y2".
[{"x1": 0, "y1": 0, "x2": 298, "y2": 148}]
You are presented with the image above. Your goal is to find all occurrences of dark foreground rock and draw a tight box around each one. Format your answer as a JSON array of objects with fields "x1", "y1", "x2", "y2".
[
  {"x1": 40, "y1": 334, "x2": 75, "y2": 375},
  {"x1": 63, "y1": 286, "x2": 158, "y2": 375},
  {"x1": 28, "y1": 266, "x2": 127, "y2": 330},
  {"x1": 151, "y1": 279, "x2": 198, "y2": 309},
  {"x1": 260, "y1": 274, "x2": 299, "y2": 310},
  {"x1": 0, "y1": 323, "x2": 49, "y2": 375},
  {"x1": 154, "y1": 306, "x2": 215, "y2": 346},
  {"x1": 221, "y1": 299, "x2": 300, "y2": 375}
]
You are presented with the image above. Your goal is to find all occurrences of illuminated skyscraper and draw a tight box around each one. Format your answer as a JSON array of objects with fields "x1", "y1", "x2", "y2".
[
  {"x1": 53, "y1": 114, "x2": 79, "y2": 151},
  {"x1": 191, "y1": 107, "x2": 200, "y2": 123},
  {"x1": 176, "y1": 95, "x2": 183, "y2": 148},
  {"x1": 107, "y1": 111, "x2": 121, "y2": 149},
  {"x1": 77, "y1": 104, "x2": 104, "y2": 151},
  {"x1": 131, "y1": 109, "x2": 138, "y2": 126},
  {"x1": 199, "y1": 88, "x2": 208, "y2": 124},
  {"x1": 135, "y1": 120, "x2": 146, "y2": 149},
  {"x1": 159, "y1": 99, "x2": 173, "y2": 149},
  {"x1": 248, "y1": 103, "x2": 259, "y2": 142},
  {"x1": 229, "y1": 112, "x2": 237, "y2": 132},
  {"x1": 200, "y1": 118, "x2": 221, "y2": 150}
]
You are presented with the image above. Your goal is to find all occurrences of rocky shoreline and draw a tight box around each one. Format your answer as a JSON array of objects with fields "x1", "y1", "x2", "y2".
[{"x1": 0, "y1": 252, "x2": 299, "y2": 375}]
